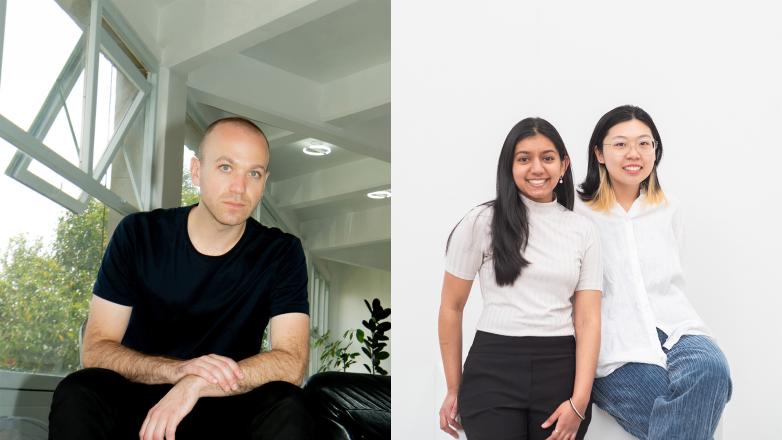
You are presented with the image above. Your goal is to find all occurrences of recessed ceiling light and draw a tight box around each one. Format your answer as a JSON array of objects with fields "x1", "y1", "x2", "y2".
[
  {"x1": 302, "y1": 143, "x2": 332, "y2": 156},
  {"x1": 367, "y1": 189, "x2": 392, "y2": 199}
]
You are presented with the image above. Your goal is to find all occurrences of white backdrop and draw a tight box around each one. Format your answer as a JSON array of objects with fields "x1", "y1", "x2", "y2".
[{"x1": 392, "y1": 1, "x2": 782, "y2": 439}]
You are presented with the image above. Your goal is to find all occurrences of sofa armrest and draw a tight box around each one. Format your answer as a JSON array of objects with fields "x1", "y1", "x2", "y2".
[{"x1": 303, "y1": 372, "x2": 390, "y2": 440}]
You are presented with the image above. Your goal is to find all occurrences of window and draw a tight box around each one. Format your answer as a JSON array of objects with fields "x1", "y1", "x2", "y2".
[
  {"x1": 0, "y1": 0, "x2": 81, "y2": 131},
  {"x1": 0, "y1": 0, "x2": 156, "y2": 217},
  {"x1": 0, "y1": 139, "x2": 113, "y2": 374},
  {"x1": 308, "y1": 268, "x2": 330, "y2": 375},
  {"x1": 0, "y1": 0, "x2": 158, "y2": 375},
  {"x1": 181, "y1": 115, "x2": 201, "y2": 207}
]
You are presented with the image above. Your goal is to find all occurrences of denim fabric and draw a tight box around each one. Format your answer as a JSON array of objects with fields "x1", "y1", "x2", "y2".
[{"x1": 591, "y1": 329, "x2": 731, "y2": 440}]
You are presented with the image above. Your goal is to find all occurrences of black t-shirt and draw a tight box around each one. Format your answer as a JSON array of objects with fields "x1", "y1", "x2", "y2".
[{"x1": 93, "y1": 205, "x2": 309, "y2": 361}]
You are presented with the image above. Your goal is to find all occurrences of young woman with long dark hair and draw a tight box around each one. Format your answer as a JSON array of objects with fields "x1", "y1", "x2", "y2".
[
  {"x1": 438, "y1": 117, "x2": 602, "y2": 440},
  {"x1": 576, "y1": 105, "x2": 732, "y2": 440}
]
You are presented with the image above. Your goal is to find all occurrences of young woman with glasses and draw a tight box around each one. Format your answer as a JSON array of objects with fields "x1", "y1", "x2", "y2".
[
  {"x1": 576, "y1": 105, "x2": 732, "y2": 440},
  {"x1": 438, "y1": 117, "x2": 602, "y2": 440}
]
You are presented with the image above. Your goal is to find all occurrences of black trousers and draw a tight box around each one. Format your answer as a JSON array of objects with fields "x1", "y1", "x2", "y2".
[
  {"x1": 458, "y1": 331, "x2": 592, "y2": 440},
  {"x1": 49, "y1": 368, "x2": 315, "y2": 440}
]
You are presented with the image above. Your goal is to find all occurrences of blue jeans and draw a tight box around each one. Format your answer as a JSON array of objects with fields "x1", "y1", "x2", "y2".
[{"x1": 592, "y1": 329, "x2": 731, "y2": 440}]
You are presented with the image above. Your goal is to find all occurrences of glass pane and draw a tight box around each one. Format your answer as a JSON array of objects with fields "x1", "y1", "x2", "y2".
[
  {"x1": 181, "y1": 146, "x2": 199, "y2": 206},
  {"x1": 41, "y1": 71, "x2": 84, "y2": 166},
  {"x1": 0, "y1": 139, "x2": 62, "y2": 250},
  {"x1": 0, "y1": 0, "x2": 82, "y2": 130},
  {"x1": 27, "y1": 159, "x2": 83, "y2": 200},
  {"x1": 105, "y1": 104, "x2": 146, "y2": 207},
  {"x1": 182, "y1": 116, "x2": 202, "y2": 206},
  {"x1": 93, "y1": 53, "x2": 139, "y2": 173},
  {"x1": 0, "y1": 138, "x2": 113, "y2": 375}
]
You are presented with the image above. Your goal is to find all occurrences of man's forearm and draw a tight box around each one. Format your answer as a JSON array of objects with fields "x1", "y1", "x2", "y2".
[
  {"x1": 197, "y1": 348, "x2": 305, "y2": 398},
  {"x1": 83, "y1": 339, "x2": 179, "y2": 385}
]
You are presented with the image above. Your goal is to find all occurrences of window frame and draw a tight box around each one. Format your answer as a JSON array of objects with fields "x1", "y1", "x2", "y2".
[
  {"x1": 0, "y1": 0, "x2": 159, "y2": 384},
  {"x1": 0, "y1": 0, "x2": 159, "y2": 216}
]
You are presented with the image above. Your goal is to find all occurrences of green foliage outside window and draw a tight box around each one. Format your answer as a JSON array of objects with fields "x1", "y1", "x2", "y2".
[
  {"x1": 0, "y1": 199, "x2": 108, "y2": 374},
  {"x1": 181, "y1": 167, "x2": 200, "y2": 207}
]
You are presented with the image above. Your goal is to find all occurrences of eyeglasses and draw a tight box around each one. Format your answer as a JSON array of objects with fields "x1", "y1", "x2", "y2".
[{"x1": 603, "y1": 137, "x2": 657, "y2": 154}]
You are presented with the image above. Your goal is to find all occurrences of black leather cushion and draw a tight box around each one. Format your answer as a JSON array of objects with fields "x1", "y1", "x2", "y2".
[{"x1": 303, "y1": 372, "x2": 391, "y2": 440}]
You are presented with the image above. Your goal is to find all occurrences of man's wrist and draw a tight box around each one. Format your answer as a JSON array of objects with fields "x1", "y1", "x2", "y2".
[
  {"x1": 178, "y1": 374, "x2": 209, "y2": 397},
  {"x1": 162, "y1": 358, "x2": 183, "y2": 384}
]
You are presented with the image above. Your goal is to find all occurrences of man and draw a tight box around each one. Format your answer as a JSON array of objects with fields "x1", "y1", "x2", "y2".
[{"x1": 49, "y1": 117, "x2": 314, "y2": 440}]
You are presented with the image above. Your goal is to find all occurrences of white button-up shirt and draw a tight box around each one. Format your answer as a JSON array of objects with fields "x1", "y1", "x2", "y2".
[{"x1": 575, "y1": 194, "x2": 711, "y2": 377}]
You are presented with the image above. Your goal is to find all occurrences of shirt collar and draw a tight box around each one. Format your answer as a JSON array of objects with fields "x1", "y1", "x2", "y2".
[
  {"x1": 611, "y1": 191, "x2": 648, "y2": 218},
  {"x1": 520, "y1": 192, "x2": 561, "y2": 214}
]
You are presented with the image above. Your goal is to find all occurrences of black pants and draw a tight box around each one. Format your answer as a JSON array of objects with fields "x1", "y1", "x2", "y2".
[
  {"x1": 49, "y1": 368, "x2": 315, "y2": 440},
  {"x1": 458, "y1": 331, "x2": 592, "y2": 440}
]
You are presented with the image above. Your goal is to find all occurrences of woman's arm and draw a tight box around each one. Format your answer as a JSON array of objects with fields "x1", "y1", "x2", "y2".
[
  {"x1": 569, "y1": 221, "x2": 603, "y2": 414},
  {"x1": 571, "y1": 290, "x2": 601, "y2": 413},
  {"x1": 438, "y1": 272, "x2": 474, "y2": 439},
  {"x1": 541, "y1": 290, "x2": 601, "y2": 440}
]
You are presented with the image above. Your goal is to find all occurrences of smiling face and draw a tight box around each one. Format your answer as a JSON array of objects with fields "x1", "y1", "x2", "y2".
[
  {"x1": 595, "y1": 118, "x2": 656, "y2": 192},
  {"x1": 191, "y1": 122, "x2": 270, "y2": 227},
  {"x1": 512, "y1": 134, "x2": 570, "y2": 203}
]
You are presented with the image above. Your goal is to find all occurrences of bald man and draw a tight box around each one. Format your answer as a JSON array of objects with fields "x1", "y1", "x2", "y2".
[{"x1": 49, "y1": 117, "x2": 314, "y2": 440}]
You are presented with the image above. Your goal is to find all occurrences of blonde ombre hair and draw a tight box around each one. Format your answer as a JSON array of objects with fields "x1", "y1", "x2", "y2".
[
  {"x1": 586, "y1": 164, "x2": 666, "y2": 212},
  {"x1": 578, "y1": 105, "x2": 667, "y2": 211}
]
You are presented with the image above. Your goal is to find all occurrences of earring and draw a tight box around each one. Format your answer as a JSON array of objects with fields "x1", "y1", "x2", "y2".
[{"x1": 559, "y1": 176, "x2": 564, "y2": 184}]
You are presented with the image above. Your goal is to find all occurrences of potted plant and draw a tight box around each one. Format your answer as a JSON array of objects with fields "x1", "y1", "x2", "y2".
[
  {"x1": 312, "y1": 329, "x2": 360, "y2": 372},
  {"x1": 357, "y1": 298, "x2": 391, "y2": 375}
]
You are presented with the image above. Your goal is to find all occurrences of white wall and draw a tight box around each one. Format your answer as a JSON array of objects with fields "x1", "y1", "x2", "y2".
[
  {"x1": 327, "y1": 261, "x2": 391, "y2": 374},
  {"x1": 392, "y1": 1, "x2": 782, "y2": 439}
]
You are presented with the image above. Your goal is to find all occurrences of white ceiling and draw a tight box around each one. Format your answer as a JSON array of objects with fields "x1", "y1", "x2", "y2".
[
  {"x1": 109, "y1": 0, "x2": 391, "y2": 272},
  {"x1": 241, "y1": 0, "x2": 390, "y2": 83},
  {"x1": 268, "y1": 139, "x2": 364, "y2": 181}
]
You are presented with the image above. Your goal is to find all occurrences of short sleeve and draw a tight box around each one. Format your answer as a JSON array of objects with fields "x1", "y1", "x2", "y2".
[
  {"x1": 93, "y1": 215, "x2": 139, "y2": 306},
  {"x1": 444, "y1": 207, "x2": 488, "y2": 280},
  {"x1": 269, "y1": 236, "x2": 310, "y2": 317},
  {"x1": 575, "y1": 222, "x2": 603, "y2": 292}
]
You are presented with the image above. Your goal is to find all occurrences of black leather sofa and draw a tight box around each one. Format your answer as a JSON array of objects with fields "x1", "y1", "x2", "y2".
[{"x1": 303, "y1": 372, "x2": 391, "y2": 440}]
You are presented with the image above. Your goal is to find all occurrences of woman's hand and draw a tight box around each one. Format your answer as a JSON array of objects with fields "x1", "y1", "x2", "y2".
[
  {"x1": 438, "y1": 391, "x2": 463, "y2": 439},
  {"x1": 541, "y1": 400, "x2": 583, "y2": 440}
]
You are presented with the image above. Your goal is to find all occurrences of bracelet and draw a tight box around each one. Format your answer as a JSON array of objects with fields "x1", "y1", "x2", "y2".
[{"x1": 569, "y1": 398, "x2": 586, "y2": 421}]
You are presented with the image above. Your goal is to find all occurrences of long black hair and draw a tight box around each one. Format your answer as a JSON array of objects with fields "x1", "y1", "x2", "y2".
[
  {"x1": 448, "y1": 117, "x2": 574, "y2": 286},
  {"x1": 578, "y1": 105, "x2": 665, "y2": 208}
]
